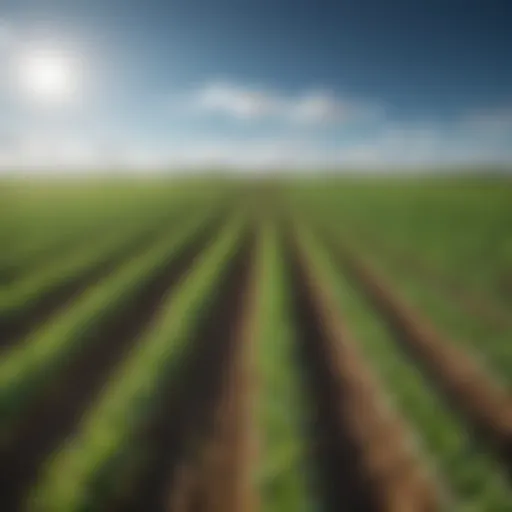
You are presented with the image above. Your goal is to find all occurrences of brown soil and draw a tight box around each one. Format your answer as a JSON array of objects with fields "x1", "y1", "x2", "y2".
[
  {"x1": 0, "y1": 209, "x2": 218, "y2": 351},
  {"x1": 334, "y1": 241, "x2": 512, "y2": 476},
  {"x1": 108, "y1": 232, "x2": 255, "y2": 512},
  {"x1": 0, "y1": 216, "x2": 225, "y2": 512},
  {"x1": 286, "y1": 232, "x2": 442, "y2": 512},
  {"x1": 168, "y1": 240, "x2": 258, "y2": 512}
]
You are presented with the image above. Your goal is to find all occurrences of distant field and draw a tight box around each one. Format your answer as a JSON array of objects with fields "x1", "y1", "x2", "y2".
[{"x1": 0, "y1": 176, "x2": 511, "y2": 511}]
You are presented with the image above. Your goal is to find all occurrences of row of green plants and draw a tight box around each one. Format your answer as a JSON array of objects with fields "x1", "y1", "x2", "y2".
[
  {"x1": 0, "y1": 208, "x2": 221, "y2": 436},
  {"x1": 0, "y1": 183, "x2": 188, "y2": 274},
  {"x1": 0, "y1": 211, "x2": 178, "y2": 318},
  {"x1": 336, "y1": 229, "x2": 512, "y2": 386},
  {"x1": 0, "y1": 182, "x2": 231, "y2": 282},
  {"x1": 288, "y1": 184, "x2": 512, "y2": 383},
  {"x1": 302, "y1": 204, "x2": 512, "y2": 388},
  {"x1": 27, "y1": 214, "x2": 247, "y2": 512},
  {"x1": 297, "y1": 224, "x2": 512, "y2": 511},
  {"x1": 0, "y1": 186, "x2": 232, "y2": 313},
  {"x1": 255, "y1": 225, "x2": 318, "y2": 512},
  {"x1": 286, "y1": 180, "x2": 512, "y2": 306}
]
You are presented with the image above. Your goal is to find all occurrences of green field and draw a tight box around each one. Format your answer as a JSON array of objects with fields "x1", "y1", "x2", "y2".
[{"x1": 0, "y1": 175, "x2": 511, "y2": 512}]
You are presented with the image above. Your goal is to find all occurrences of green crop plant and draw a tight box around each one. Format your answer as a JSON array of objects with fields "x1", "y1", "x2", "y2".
[
  {"x1": 27, "y1": 214, "x2": 247, "y2": 512},
  {"x1": 0, "y1": 208, "x2": 222, "y2": 435},
  {"x1": 296, "y1": 224, "x2": 512, "y2": 511},
  {"x1": 254, "y1": 223, "x2": 319, "y2": 512}
]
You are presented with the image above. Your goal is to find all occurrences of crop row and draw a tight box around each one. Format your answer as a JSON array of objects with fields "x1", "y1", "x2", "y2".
[
  {"x1": 1, "y1": 182, "x2": 511, "y2": 512},
  {"x1": 27, "y1": 215, "x2": 247, "y2": 511},
  {"x1": 0, "y1": 208, "x2": 224, "y2": 434},
  {"x1": 300, "y1": 224, "x2": 512, "y2": 511}
]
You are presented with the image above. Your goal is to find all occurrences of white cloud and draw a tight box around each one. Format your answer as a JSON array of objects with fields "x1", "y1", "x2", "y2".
[
  {"x1": 191, "y1": 82, "x2": 380, "y2": 125},
  {"x1": 194, "y1": 83, "x2": 283, "y2": 120}
]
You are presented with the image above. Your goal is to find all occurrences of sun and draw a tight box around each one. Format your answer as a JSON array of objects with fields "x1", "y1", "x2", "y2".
[{"x1": 19, "y1": 48, "x2": 78, "y2": 104}]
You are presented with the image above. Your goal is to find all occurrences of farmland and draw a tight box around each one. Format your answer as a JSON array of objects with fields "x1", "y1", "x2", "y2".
[{"x1": 0, "y1": 175, "x2": 511, "y2": 512}]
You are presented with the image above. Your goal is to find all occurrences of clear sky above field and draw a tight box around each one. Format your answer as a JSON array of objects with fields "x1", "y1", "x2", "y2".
[{"x1": 0, "y1": 0, "x2": 511, "y2": 171}]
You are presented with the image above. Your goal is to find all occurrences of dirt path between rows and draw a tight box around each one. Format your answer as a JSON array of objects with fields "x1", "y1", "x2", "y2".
[
  {"x1": 332, "y1": 240, "x2": 512, "y2": 478},
  {"x1": 109, "y1": 232, "x2": 255, "y2": 512},
  {"x1": 0, "y1": 216, "x2": 225, "y2": 512},
  {"x1": 286, "y1": 232, "x2": 442, "y2": 512},
  {"x1": 0, "y1": 208, "x2": 221, "y2": 351},
  {"x1": 168, "y1": 236, "x2": 258, "y2": 512}
]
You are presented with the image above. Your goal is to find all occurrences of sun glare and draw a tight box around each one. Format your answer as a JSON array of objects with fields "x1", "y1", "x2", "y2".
[{"x1": 19, "y1": 48, "x2": 79, "y2": 104}]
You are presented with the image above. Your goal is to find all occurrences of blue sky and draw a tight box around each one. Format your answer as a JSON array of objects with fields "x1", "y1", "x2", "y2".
[{"x1": 0, "y1": 0, "x2": 511, "y2": 171}]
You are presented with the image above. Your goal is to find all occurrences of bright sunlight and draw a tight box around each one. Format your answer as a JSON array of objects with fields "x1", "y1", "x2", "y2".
[{"x1": 18, "y1": 47, "x2": 79, "y2": 104}]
